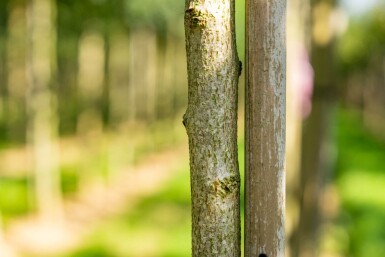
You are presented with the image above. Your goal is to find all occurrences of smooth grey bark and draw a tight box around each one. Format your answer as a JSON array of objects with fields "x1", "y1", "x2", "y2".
[
  {"x1": 245, "y1": 0, "x2": 286, "y2": 256},
  {"x1": 184, "y1": 0, "x2": 241, "y2": 256}
]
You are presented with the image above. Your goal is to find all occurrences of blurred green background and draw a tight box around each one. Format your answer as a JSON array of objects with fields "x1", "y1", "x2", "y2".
[{"x1": 0, "y1": 0, "x2": 384, "y2": 256}]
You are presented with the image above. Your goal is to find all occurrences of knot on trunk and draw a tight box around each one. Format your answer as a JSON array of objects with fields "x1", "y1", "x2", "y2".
[
  {"x1": 211, "y1": 175, "x2": 239, "y2": 198},
  {"x1": 182, "y1": 113, "x2": 188, "y2": 128},
  {"x1": 185, "y1": 7, "x2": 211, "y2": 29}
]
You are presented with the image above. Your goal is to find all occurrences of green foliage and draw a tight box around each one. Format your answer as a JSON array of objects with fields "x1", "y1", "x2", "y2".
[
  {"x1": 65, "y1": 166, "x2": 191, "y2": 257},
  {"x1": 335, "y1": 109, "x2": 385, "y2": 257},
  {"x1": 69, "y1": 246, "x2": 116, "y2": 257},
  {"x1": 337, "y1": 4, "x2": 385, "y2": 74},
  {"x1": 0, "y1": 177, "x2": 30, "y2": 219},
  {"x1": 60, "y1": 166, "x2": 79, "y2": 195},
  {"x1": 62, "y1": 136, "x2": 247, "y2": 257},
  {"x1": 235, "y1": 0, "x2": 245, "y2": 62},
  {"x1": 124, "y1": 0, "x2": 184, "y2": 36},
  {"x1": 0, "y1": 0, "x2": 6, "y2": 35}
]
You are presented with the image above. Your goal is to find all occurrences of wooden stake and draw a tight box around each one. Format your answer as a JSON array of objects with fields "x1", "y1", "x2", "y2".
[{"x1": 245, "y1": 0, "x2": 286, "y2": 256}]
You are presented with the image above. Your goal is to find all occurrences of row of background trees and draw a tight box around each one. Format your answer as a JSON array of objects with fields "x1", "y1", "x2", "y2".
[
  {"x1": 0, "y1": 0, "x2": 187, "y2": 142},
  {"x1": 0, "y1": 0, "x2": 189, "y2": 243},
  {"x1": 0, "y1": 0, "x2": 384, "y2": 256}
]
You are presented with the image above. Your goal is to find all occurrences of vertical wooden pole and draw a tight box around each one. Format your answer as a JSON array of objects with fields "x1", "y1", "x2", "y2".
[{"x1": 245, "y1": 0, "x2": 286, "y2": 256}]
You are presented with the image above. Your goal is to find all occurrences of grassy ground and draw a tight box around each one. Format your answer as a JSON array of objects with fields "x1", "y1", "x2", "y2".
[
  {"x1": 65, "y1": 107, "x2": 385, "y2": 257},
  {"x1": 66, "y1": 165, "x2": 192, "y2": 257},
  {"x1": 63, "y1": 138, "x2": 246, "y2": 257},
  {"x1": 334, "y1": 108, "x2": 385, "y2": 257},
  {"x1": 2, "y1": 108, "x2": 385, "y2": 256}
]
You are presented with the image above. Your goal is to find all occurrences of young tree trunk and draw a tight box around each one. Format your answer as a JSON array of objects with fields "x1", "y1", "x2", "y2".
[
  {"x1": 6, "y1": 3, "x2": 28, "y2": 143},
  {"x1": 245, "y1": 0, "x2": 286, "y2": 256},
  {"x1": 294, "y1": 0, "x2": 337, "y2": 255},
  {"x1": 184, "y1": 0, "x2": 241, "y2": 256},
  {"x1": 26, "y1": 0, "x2": 62, "y2": 220},
  {"x1": 286, "y1": 0, "x2": 311, "y2": 255},
  {"x1": 77, "y1": 30, "x2": 105, "y2": 187}
]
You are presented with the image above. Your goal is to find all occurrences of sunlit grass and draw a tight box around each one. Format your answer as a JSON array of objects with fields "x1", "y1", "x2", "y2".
[
  {"x1": 64, "y1": 135, "x2": 246, "y2": 257},
  {"x1": 0, "y1": 177, "x2": 31, "y2": 221},
  {"x1": 338, "y1": 172, "x2": 385, "y2": 210},
  {"x1": 2, "y1": 107, "x2": 385, "y2": 257},
  {"x1": 65, "y1": 165, "x2": 191, "y2": 257},
  {"x1": 335, "y1": 108, "x2": 385, "y2": 257}
]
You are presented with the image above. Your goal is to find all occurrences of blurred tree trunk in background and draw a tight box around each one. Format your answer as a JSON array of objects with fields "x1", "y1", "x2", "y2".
[
  {"x1": 128, "y1": 33, "x2": 137, "y2": 124},
  {"x1": 184, "y1": 0, "x2": 241, "y2": 256},
  {"x1": 101, "y1": 32, "x2": 110, "y2": 127},
  {"x1": 108, "y1": 30, "x2": 131, "y2": 127},
  {"x1": 106, "y1": 29, "x2": 134, "y2": 179},
  {"x1": 286, "y1": 0, "x2": 311, "y2": 255},
  {"x1": 157, "y1": 34, "x2": 175, "y2": 120},
  {"x1": 293, "y1": 0, "x2": 337, "y2": 256},
  {"x1": 6, "y1": 3, "x2": 28, "y2": 143},
  {"x1": 156, "y1": 33, "x2": 188, "y2": 144},
  {"x1": 77, "y1": 30, "x2": 105, "y2": 186},
  {"x1": 172, "y1": 38, "x2": 188, "y2": 117},
  {"x1": 362, "y1": 56, "x2": 385, "y2": 140},
  {"x1": 26, "y1": 0, "x2": 62, "y2": 220},
  {"x1": 129, "y1": 29, "x2": 157, "y2": 123},
  {"x1": 56, "y1": 18, "x2": 80, "y2": 136},
  {"x1": 157, "y1": 33, "x2": 188, "y2": 121},
  {"x1": 144, "y1": 31, "x2": 157, "y2": 124},
  {"x1": 0, "y1": 0, "x2": 6, "y2": 133},
  {"x1": 77, "y1": 30, "x2": 105, "y2": 131}
]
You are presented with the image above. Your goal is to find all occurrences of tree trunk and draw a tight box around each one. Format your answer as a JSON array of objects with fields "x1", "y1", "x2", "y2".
[
  {"x1": 286, "y1": 0, "x2": 311, "y2": 256},
  {"x1": 77, "y1": 30, "x2": 105, "y2": 188},
  {"x1": 6, "y1": 3, "x2": 28, "y2": 143},
  {"x1": 245, "y1": 0, "x2": 286, "y2": 256},
  {"x1": 108, "y1": 30, "x2": 131, "y2": 126},
  {"x1": 0, "y1": 0, "x2": 5, "y2": 111},
  {"x1": 26, "y1": 0, "x2": 62, "y2": 220},
  {"x1": 294, "y1": 0, "x2": 337, "y2": 256},
  {"x1": 184, "y1": 0, "x2": 241, "y2": 256}
]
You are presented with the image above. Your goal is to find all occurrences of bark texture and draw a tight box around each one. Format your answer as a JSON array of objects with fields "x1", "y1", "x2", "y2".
[
  {"x1": 184, "y1": 0, "x2": 241, "y2": 256},
  {"x1": 245, "y1": 0, "x2": 286, "y2": 256}
]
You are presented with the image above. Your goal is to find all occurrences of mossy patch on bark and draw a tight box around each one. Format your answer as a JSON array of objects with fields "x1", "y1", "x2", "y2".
[
  {"x1": 211, "y1": 175, "x2": 240, "y2": 198},
  {"x1": 185, "y1": 7, "x2": 211, "y2": 29}
]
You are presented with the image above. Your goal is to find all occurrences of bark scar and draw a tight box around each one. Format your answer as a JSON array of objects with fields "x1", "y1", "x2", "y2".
[
  {"x1": 185, "y1": 7, "x2": 211, "y2": 29},
  {"x1": 211, "y1": 175, "x2": 239, "y2": 198}
]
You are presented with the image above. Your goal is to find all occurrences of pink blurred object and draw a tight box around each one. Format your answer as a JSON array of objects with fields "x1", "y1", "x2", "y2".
[{"x1": 291, "y1": 45, "x2": 314, "y2": 119}]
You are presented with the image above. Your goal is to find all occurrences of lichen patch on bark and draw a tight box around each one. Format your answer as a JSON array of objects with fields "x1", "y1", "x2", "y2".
[{"x1": 185, "y1": 7, "x2": 212, "y2": 29}]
